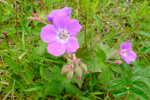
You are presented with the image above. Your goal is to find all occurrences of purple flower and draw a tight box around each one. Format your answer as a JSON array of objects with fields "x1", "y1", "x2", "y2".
[
  {"x1": 40, "y1": 13, "x2": 81, "y2": 56},
  {"x1": 120, "y1": 42, "x2": 137, "y2": 64},
  {"x1": 46, "y1": 7, "x2": 71, "y2": 23}
]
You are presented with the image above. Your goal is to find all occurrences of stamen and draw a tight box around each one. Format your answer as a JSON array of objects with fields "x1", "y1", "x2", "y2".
[{"x1": 58, "y1": 30, "x2": 69, "y2": 41}]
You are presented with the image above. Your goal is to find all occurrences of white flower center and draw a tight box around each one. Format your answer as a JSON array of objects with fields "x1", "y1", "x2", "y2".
[
  {"x1": 122, "y1": 50, "x2": 128, "y2": 56},
  {"x1": 57, "y1": 30, "x2": 70, "y2": 42}
]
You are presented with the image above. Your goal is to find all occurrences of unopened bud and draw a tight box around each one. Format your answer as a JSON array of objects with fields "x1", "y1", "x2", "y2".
[
  {"x1": 114, "y1": 60, "x2": 123, "y2": 65},
  {"x1": 75, "y1": 67, "x2": 82, "y2": 80},
  {"x1": 61, "y1": 65, "x2": 70, "y2": 75},
  {"x1": 80, "y1": 64, "x2": 88, "y2": 73},
  {"x1": 70, "y1": 64, "x2": 74, "y2": 69},
  {"x1": 67, "y1": 69, "x2": 74, "y2": 83}
]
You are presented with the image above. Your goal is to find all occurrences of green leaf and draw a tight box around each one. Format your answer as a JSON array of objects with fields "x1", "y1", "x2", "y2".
[
  {"x1": 38, "y1": 40, "x2": 47, "y2": 56},
  {"x1": 43, "y1": 67, "x2": 62, "y2": 81},
  {"x1": 95, "y1": 45, "x2": 107, "y2": 70},
  {"x1": 139, "y1": 67, "x2": 150, "y2": 77},
  {"x1": 73, "y1": 75, "x2": 84, "y2": 88},
  {"x1": 43, "y1": 79, "x2": 64, "y2": 95},
  {"x1": 21, "y1": 21, "x2": 31, "y2": 36},
  {"x1": 26, "y1": 34, "x2": 40, "y2": 42},
  {"x1": 120, "y1": 63, "x2": 130, "y2": 76},
  {"x1": 40, "y1": 63, "x2": 43, "y2": 80},
  {"x1": 2, "y1": 15, "x2": 12, "y2": 22},
  {"x1": 121, "y1": 74, "x2": 131, "y2": 84},
  {"x1": 78, "y1": 96, "x2": 91, "y2": 100},
  {"x1": 99, "y1": 67, "x2": 114, "y2": 86},
  {"x1": 65, "y1": 84, "x2": 82, "y2": 96},
  {"x1": 95, "y1": 45, "x2": 106, "y2": 62},
  {"x1": 42, "y1": 67, "x2": 78, "y2": 96},
  {"x1": 126, "y1": 94, "x2": 136, "y2": 100},
  {"x1": 4, "y1": 58, "x2": 19, "y2": 72},
  {"x1": 90, "y1": 92, "x2": 104, "y2": 95},
  {"x1": 130, "y1": 87, "x2": 149, "y2": 100},
  {"x1": 24, "y1": 87, "x2": 42, "y2": 92},
  {"x1": 108, "y1": 63, "x2": 122, "y2": 73},
  {"x1": 131, "y1": 67, "x2": 142, "y2": 75},
  {"x1": 31, "y1": 23, "x2": 45, "y2": 35},
  {"x1": 136, "y1": 31, "x2": 150, "y2": 37},
  {"x1": 106, "y1": 78, "x2": 127, "y2": 90},
  {"x1": 0, "y1": 85, "x2": 2, "y2": 92},
  {"x1": 131, "y1": 76, "x2": 142, "y2": 82},
  {"x1": 132, "y1": 81, "x2": 150, "y2": 95},
  {"x1": 76, "y1": 46, "x2": 95, "y2": 59},
  {"x1": 113, "y1": 87, "x2": 128, "y2": 98},
  {"x1": 81, "y1": 58, "x2": 102, "y2": 72},
  {"x1": 89, "y1": 73, "x2": 97, "y2": 86},
  {"x1": 143, "y1": 77, "x2": 150, "y2": 86}
]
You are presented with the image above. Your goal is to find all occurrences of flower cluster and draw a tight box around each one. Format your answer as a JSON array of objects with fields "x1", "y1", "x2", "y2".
[
  {"x1": 61, "y1": 54, "x2": 88, "y2": 82},
  {"x1": 41, "y1": 7, "x2": 81, "y2": 56}
]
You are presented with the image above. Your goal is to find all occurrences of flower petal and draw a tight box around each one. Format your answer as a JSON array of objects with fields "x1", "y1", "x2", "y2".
[
  {"x1": 125, "y1": 60, "x2": 131, "y2": 64},
  {"x1": 67, "y1": 19, "x2": 81, "y2": 36},
  {"x1": 121, "y1": 42, "x2": 131, "y2": 50},
  {"x1": 46, "y1": 16, "x2": 53, "y2": 23},
  {"x1": 46, "y1": 9, "x2": 61, "y2": 23},
  {"x1": 61, "y1": 7, "x2": 71, "y2": 16},
  {"x1": 46, "y1": 7, "x2": 71, "y2": 23},
  {"x1": 40, "y1": 25, "x2": 57, "y2": 43},
  {"x1": 127, "y1": 51, "x2": 137, "y2": 61},
  {"x1": 123, "y1": 51, "x2": 137, "y2": 64},
  {"x1": 53, "y1": 13, "x2": 70, "y2": 30},
  {"x1": 50, "y1": 9, "x2": 61, "y2": 17},
  {"x1": 47, "y1": 41, "x2": 66, "y2": 56},
  {"x1": 120, "y1": 52, "x2": 125, "y2": 59},
  {"x1": 66, "y1": 37, "x2": 79, "y2": 53}
]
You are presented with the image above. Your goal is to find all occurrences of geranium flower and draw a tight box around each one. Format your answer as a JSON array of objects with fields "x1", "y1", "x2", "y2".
[
  {"x1": 40, "y1": 13, "x2": 81, "y2": 56},
  {"x1": 46, "y1": 7, "x2": 71, "y2": 23},
  {"x1": 120, "y1": 42, "x2": 137, "y2": 64}
]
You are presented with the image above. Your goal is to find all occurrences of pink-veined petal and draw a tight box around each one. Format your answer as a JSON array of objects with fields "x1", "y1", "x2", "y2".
[
  {"x1": 40, "y1": 25, "x2": 57, "y2": 43},
  {"x1": 66, "y1": 37, "x2": 79, "y2": 53},
  {"x1": 67, "y1": 19, "x2": 81, "y2": 36},
  {"x1": 47, "y1": 41, "x2": 66, "y2": 56}
]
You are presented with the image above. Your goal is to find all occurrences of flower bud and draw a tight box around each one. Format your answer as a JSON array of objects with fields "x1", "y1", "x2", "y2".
[
  {"x1": 61, "y1": 65, "x2": 70, "y2": 75},
  {"x1": 67, "y1": 69, "x2": 74, "y2": 83},
  {"x1": 80, "y1": 64, "x2": 88, "y2": 73},
  {"x1": 75, "y1": 67, "x2": 82, "y2": 80},
  {"x1": 114, "y1": 60, "x2": 123, "y2": 65}
]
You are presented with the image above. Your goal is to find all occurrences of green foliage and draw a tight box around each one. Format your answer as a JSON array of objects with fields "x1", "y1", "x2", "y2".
[
  {"x1": 0, "y1": 0, "x2": 150, "y2": 99},
  {"x1": 107, "y1": 65, "x2": 150, "y2": 100}
]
